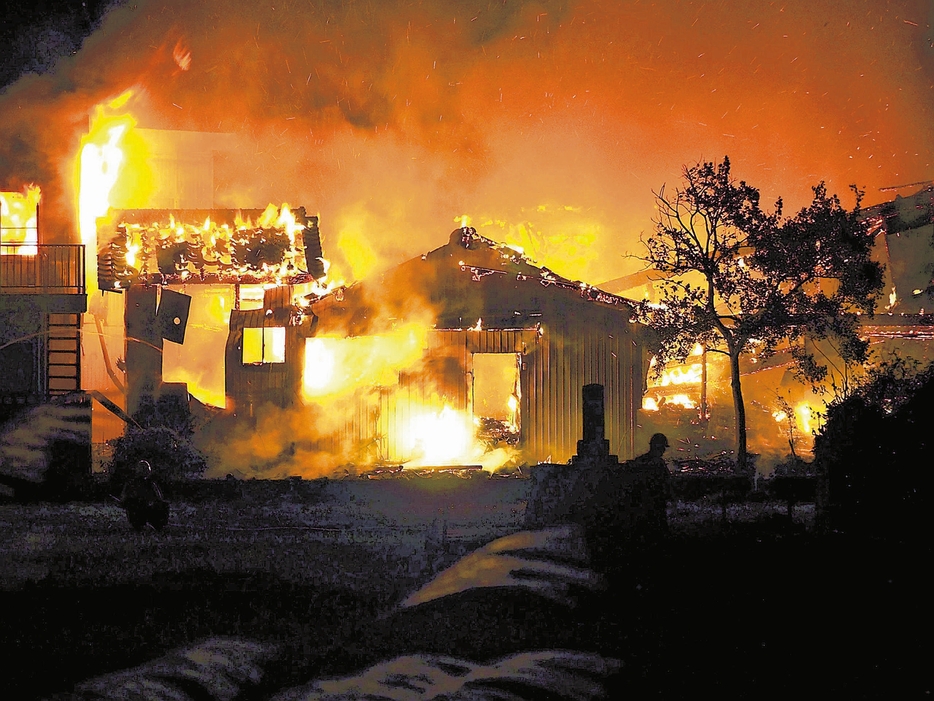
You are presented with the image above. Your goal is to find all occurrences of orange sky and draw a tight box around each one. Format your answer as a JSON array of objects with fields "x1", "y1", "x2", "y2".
[{"x1": 1, "y1": 0, "x2": 932, "y2": 284}]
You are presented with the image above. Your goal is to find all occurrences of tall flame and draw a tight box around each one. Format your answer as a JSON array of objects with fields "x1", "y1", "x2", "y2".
[{"x1": 77, "y1": 92, "x2": 137, "y2": 293}]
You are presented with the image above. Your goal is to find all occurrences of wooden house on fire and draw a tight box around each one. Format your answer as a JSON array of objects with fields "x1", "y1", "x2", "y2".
[{"x1": 225, "y1": 227, "x2": 653, "y2": 466}]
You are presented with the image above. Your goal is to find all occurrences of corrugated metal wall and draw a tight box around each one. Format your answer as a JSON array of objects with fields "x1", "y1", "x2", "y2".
[
  {"x1": 520, "y1": 311, "x2": 638, "y2": 463},
  {"x1": 310, "y1": 322, "x2": 640, "y2": 465}
]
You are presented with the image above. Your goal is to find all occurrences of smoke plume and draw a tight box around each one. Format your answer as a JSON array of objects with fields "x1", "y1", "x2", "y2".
[{"x1": 2, "y1": 0, "x2": 933, "y2": 282}]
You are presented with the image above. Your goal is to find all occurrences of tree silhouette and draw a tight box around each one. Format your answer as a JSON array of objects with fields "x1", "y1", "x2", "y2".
[{"x1": 638, "y1": 157, "x2": 883, "y2": 472}]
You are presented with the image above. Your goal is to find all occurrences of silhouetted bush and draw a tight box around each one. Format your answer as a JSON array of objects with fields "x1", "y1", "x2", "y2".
[
  {"x1": 814, "y1": 360, "x2": 934, "y2": 540},
  {"x1": 108, "y1": 426, "x2": 207, "y2": 494}
]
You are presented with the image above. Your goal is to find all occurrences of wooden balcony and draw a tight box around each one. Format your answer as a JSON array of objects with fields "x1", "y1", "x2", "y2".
[{"x1": 0, "y1": 244, "x2": 85, "y2": 295}]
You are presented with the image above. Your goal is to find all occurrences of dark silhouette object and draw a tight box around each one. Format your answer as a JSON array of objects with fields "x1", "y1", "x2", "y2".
[
  {"x1": 224, "y1": 473, "x2": 243, "y2": 501},
  {"x1": 119, "y1": 460, "x2": 169, "y2": 531},
  {"x1": 625, "y1": 433, "x2": 672, "y2": 538},
  {"x1": 769, "y1": 475, "x2": 816, "y2": 521},
  {"x1": 815, "y1": 365, "x2": 934, "y2": 541},
  {"x1": 0, "y1": 395, "x2": 92, "y2": 502},
  {"x1": 639, "y1": 157, "x2": 883, "y2": 473},
  {"x1": 528, "y1": 385, "x2": 673, "y2": 574},
  {"x1": 108, "y1": 424, "x2": 207, "y2": 496},
  {"x1": 525, "y1": 384, "x2": 616, "y2": 531}
]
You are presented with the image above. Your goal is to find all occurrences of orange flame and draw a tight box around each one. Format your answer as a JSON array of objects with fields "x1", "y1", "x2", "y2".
[
  {"x1": 0, "y1": 185, "x2": 40, "y2": 255},
  {"x1": 656, "y1": 363, "x2": 703, "y2": 386},
  {"x1": 301, "y1": 327, "x2": 519, "y2": 470},
  {"x1": 77, "y1": 91, "x2": 149, "y2": 293}
]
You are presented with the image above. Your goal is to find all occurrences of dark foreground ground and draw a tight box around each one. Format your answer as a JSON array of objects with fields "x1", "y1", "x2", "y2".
[{"x1": 0, "y1": 481, "x2": 929, "y2": 699}]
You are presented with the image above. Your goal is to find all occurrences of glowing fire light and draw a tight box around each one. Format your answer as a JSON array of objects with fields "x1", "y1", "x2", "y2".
[
  {"x1": 886, "y1": 286, "x2": 897, "y2": 310},
  {"x1": 668, "y1": 394, "x2": 696, "y2": 409},
  {"x1": 404, "y1": 405, "x2": 474, "y2": 466},
  {"x1": 642, "y1": 396, "x2": 660, "y2": 411},
  {"x1": 0, "y1": 185, "x2": 40, "y2": 255},
  {"x1": 303, "y1": 338, "x2": 337, "y2": 392},
  {"x1": 507, "y1": 394, "x2": 519, "y2": 415},
  {"x1": 658, "y1": 363, "x2": 703, "y2": 386},
  {"x1": 77, "y1": 92, "x2": 139, "y2": 292},
  {"x1": 796, "y1": 403, "x2": 813, "y2": 434},
  {"x1": 99, "y1": 204, "x2": 327, "y2": 288},
  {"x1": 173, "y1": 40, "x2": 192, "y2": 71},
  {"x1": 302, "y1": 326, "x2": 429, "y2": 401},
  {"x1": 302, "y1": 328, "x2": 519, "y2": 469}
]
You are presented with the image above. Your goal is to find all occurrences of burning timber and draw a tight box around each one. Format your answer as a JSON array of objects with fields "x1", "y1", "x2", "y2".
[{"x1": 97, "y1": 206, "x2": 326, "y2": 289}]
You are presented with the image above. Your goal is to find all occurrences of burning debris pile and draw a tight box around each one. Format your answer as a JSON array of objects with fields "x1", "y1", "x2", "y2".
[{"x1": 97, "y1": 205, "x2": 326, "y2": 289}]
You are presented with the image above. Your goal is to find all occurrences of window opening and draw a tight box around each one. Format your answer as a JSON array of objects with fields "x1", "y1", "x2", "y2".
[{"x1": 243, "y1": 327, "x2": 285, "y2": 364}]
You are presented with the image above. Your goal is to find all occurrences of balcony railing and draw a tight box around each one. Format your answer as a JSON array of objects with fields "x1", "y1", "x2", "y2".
[{"x1": 0, "y1": 244, "x2": 86, "y2": 295}]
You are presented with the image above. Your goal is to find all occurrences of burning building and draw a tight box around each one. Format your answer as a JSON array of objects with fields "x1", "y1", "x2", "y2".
[
  {"x1": 93, "y1": 204, "x2": 327, "y2": 419},
  {"x1": 0, "y1": 186, "x2": 90, "y2": 494},
  {"x1": 230, "y1": 225, "x2": 654, "y2": 470},
  {"x1": 90, "y1": 200, "x2": 651, "y2": 474}
]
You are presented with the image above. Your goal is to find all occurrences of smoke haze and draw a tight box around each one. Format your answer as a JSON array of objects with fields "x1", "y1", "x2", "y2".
[{"x1": 2, "y1": 0, "x2": 933, "y2": 283}]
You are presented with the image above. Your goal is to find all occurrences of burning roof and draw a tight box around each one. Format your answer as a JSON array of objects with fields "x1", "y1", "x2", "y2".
[
  {"x1": 96, "y1": 205, "x2": 326, "y2": 290},
  {"x1": 308, "y1": 226, "x2": 638, "y2": 334}
]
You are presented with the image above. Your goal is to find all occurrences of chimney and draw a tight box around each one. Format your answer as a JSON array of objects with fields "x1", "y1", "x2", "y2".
[{"x1": 573, "y1": 383, "x2": 614, "y2": 463}]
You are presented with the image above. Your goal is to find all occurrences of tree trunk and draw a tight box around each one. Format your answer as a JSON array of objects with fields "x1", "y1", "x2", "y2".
[{"x1": 729, "y1": 350, "x2": 748, "y2": 473}]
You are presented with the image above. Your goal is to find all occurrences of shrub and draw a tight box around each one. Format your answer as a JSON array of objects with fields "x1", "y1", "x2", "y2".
[
  {"x1": 108, "y1": 426, "x2": 207, "y2": 494},
  {"x1": 814, "y1": 360, "x2": 934, "y2": 539}
]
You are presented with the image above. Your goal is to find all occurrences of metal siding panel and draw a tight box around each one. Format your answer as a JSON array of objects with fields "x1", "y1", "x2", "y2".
[
  {"x1": 545, "y1": 337, "x2": 563, "y2": 462},
  {"x1": 565, "y1": 329, "x2": 578, "y2": 459},
  {"x1": 562, "y1": 331, "x2": 571, "y2": 460},
  {"x1": 533, "y1": 333, "x2": 547, "y2": 462}
]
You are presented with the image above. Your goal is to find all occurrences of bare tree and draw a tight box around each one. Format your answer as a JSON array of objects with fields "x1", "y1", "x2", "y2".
[{"x1": 639, "y1": 157, "x2": 883, "y2": 472}]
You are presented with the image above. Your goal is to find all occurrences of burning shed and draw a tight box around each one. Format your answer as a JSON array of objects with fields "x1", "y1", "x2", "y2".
[{"x1": 233, "y1": 226, "x2": 652, "y2": 470}]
